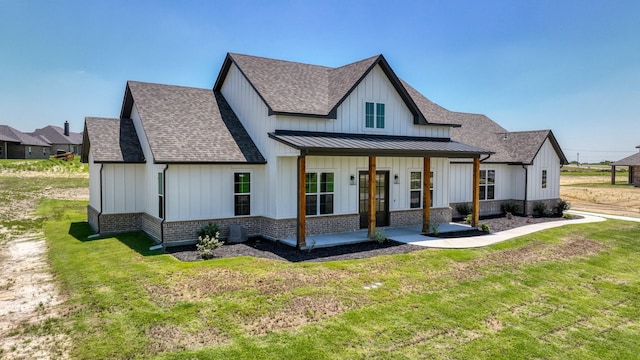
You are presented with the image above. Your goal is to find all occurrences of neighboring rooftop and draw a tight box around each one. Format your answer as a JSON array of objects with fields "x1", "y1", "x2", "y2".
[
  {"x1": 31, "y1": 122, "x2": 83, "y2": 145},
  {"x1": 0, "y1": 125, "x2": 51, "y2": 146},
  {"x1": 612, "y1": 146, "x2": 640, "y2": 166}
]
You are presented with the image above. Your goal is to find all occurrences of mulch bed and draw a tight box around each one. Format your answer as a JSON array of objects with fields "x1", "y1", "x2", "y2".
[{"x1": 166, "y1": 215, "x2": 579, "y2": 263}]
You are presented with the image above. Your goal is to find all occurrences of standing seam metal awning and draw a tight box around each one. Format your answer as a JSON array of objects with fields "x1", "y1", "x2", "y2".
[{"x1": 268, "y1": 130, "x2": 494, "y2": 158}]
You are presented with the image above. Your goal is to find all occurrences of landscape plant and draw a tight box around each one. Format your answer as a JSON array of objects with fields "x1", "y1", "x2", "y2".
[
  {"x1": 455, "y1": 203, "x2": 472, "y2": 217},
  {"x1": 500, "y1": 201, "x2": 520, "y2": 216},
  {"x1": 196, "y1": 223, "x2": 223, "y2": 259},
  {"x1": 370, "y1": 229, "x2": 387, "y2": 244},
  {"x1": 553, "y1": 199, "x2": 571, "y2": 217},
  {"x1": 533, "y1": 202, "x2": 550, "y2": 217}
]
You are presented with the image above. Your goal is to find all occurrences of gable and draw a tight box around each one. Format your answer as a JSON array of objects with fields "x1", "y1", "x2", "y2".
[{"x1": 213, "y1": 53, "x2": 428, "y2": 124}]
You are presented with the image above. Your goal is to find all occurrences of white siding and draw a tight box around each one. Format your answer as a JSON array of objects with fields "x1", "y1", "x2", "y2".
[
  {"x1": 449, "y1": 163, "x2": 523, "y2": 202},
  {"x1": 88, "y1": 152, "x2": 101, "y2": 210},
  {"x1": 527, "y1": 139, "x2": 562, "y2": 201},
  {"x1": 276, "y1": 65, "x2": 451, "y2": 138},
  {"x1": 101, "y1": 164, "x2": 145, "y2": 214},
  {"x1": 164, "y1": 164, "x2": 265, "y2": 222},
  {"x1": 275, "y1": 155, "x2": 449, "y2": 219}
]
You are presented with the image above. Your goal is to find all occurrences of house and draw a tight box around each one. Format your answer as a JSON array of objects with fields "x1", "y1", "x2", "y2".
[
  {"x1": 82, "y1": 53, "x2": 567, "y2": 248},
  {"x1": 31, "y1": 121, "x2": 83, "y2": 155},
  {"x1": 611, "y1": 145, "x2": 640, "y2": 187},
  {"x1": 0, "y1": 125, "x2": 51, "y2": 159}
]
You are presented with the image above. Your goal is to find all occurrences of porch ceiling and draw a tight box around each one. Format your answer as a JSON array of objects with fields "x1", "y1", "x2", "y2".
[{"x1": 269, "y1": 130, "x2": 493, "y2": 158}]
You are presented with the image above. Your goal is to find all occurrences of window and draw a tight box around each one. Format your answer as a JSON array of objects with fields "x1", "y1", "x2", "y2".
[
  {"x1": 479, "y1": 170, "x2": 495, "y2": 200},
  {"x1": 43, "y1": 148, "x2": 47, "y2": 156},
  {"x1": 541, "y1": 170, "x2": 547, "y2": 189},
  {"x1": 410, "y1": 171, "x2": 434, "y2": 209},
  {"x1": 365, "y1": 102, "x2": 385, "y2": 129},
  {"x1": 305, "y1": 172, "x2": 334, "y2": 215},
  {"x1": 158, "y1": 172, "x2": 164, "y2": 218},
  {"x1": 234, "y1": 172, "x2": 251, "y2": 216},
  {"x1": 28, "y1": 146, "x2": 32, "y2": 155}
]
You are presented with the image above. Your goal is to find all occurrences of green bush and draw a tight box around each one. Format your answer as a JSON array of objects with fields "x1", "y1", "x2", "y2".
[
  {"x1": 480, "y1": 223, "x2": 490, "y2": 232},
  {"x1": 533, "y1": 202, "x2": 550, "y2": 218},
  {"x1": 500, "y1": 201, "x2": 520, "y2": 216},
  {"x1": 196, "y1": 235, "x2": 224, "y2": 259},
  {"x1": 370, "y1": 229, "x2": 387, "y2": 244},
  {"x1": 456, "y1": 203, "x2": 472, "y2": 216},
  {"x1": 553, "y1": 199, "x2": 571, "y2": 217},
  {"x1": 197, "y1": 223, "x2": 220, "y2": 239}
]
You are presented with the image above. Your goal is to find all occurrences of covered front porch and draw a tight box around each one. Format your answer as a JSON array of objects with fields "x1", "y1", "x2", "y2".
[
  {"x1": 270, "y1": 130, "x2": 493, "y2": 249},
  {"x1": 279, "y1": 222, "x2": 473, "y2": 250}
]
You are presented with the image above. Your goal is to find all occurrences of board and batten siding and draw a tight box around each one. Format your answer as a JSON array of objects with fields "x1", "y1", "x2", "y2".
[
  {"x1": 526, "y1": 139, "x2": 561, "y2": 201},
  {"x1": 276, "y1": 65, "x2": 451, "y2": 138},
  {"x1": 275, "y1": 155, "x2": 449, "y2": 219},
  {"x1": 101, "y1": 164, "x2": 145, "y2": 214},
  {"x1": 131, "y1": 103, "x2": 166, "y2": 219},
  {"x1": 88, "y1": 152, "x2": 102, "y2": 210},
  {"x1": 449, "y1": 163, "x2": 524, "y2": 203},
  {"x1": 164, "y1": 164, "x2": 265, "y2": 222}
]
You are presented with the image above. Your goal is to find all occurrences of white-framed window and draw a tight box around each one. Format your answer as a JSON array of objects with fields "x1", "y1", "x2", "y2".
[
  {"x1": 541, "y1": 169, "x2": 548, "y2": 189},
  {"x1": 234, "y1": 172, "x2": 251, "y2": 216},
  {"x1": 305, "y1": 172, "x2": 334, "y2": 215},
  {"x1": 28, "y1": 146, "x2": 32, "y2": 155},
  {"x1": 410, "y1": 171, "x2": 433, "y2": 208},
  {"x1": 365, "y1": 102, "x2": 385, "y2": 129},
  {"x1": 157, "y1": 172, "x2": 164, "y2": 219},
  {"x1": 479, "y1": 170, "x2": 495, "y2": 200}
]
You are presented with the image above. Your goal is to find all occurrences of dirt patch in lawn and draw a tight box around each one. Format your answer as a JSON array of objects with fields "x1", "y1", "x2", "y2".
[{"x1": 560, "y1": 175, "x2": 640, "y2": 218}]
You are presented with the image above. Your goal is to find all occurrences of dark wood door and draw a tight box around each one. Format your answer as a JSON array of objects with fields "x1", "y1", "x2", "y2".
[{"x1": 359, "y1": 171, "x2": 390, "y2": 229}]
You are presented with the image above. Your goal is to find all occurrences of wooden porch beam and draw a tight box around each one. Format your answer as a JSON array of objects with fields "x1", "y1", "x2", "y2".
[
  {"x1": 422, "y1": 157, "x2": 431, "y2": 233},
  {"x1": 472, "y1": 157, "x2": 480, "y2": 227},
  {"x1": 368, "y1": 156, "x2": 376, "y2": 238},
  {"x1": 611, "y1": 165, "x2": 616, "y2": 185},
  {"x1": 297, "y1": 155, "x2": 306, "y2": 249}
]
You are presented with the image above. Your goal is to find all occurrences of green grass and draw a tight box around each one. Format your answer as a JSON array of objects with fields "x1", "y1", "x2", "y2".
[
  {"x1": 43, "y1": 201, "x2": 640, "y2": 359},
  {"x1": 0, "y1": 158, "x2": 88, "y2": 173}
]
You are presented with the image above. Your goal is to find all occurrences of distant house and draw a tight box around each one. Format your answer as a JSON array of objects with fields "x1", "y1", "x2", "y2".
[
  {"x1": 31, "y1": 121, "x2": 83, "y2": 155},
  {"x1": 0, "y1": 125, "x2": 51, "y2": 159},
  {"x1": 82, "y1": 53, "x2": 567, "y2": 248},
  {"x1": 611, "y1": 145, "x2": 640, "y2": 187}
]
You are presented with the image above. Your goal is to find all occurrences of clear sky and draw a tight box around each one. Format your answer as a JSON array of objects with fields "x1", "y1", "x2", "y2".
[{"x1": 1, "y1": 0, "x2": 638, "y2": 163}]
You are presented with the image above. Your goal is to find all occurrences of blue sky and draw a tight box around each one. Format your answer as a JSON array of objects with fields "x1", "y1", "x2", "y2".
[{"x1": 1, "y1": 0, "x2": 638, "y2": 163}]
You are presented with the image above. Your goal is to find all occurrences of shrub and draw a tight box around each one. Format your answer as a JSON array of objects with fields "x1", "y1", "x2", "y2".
[
  {"x1": 500, "y1": 201, "x2": 520, "y2": 216},
  {"x1": 480, "y1": 223, "x2": 490, "y2": 232},
  {"x1": 553, "y1": 199, "x2": 571, "y2": 217},
  {"x1": 464, "y1": 213, "x2": 473, "y2": 224},
  {"x1": 196, "y1": 223, "x2": 223, "y2": 259},
  {"x1": 456, "y1": 203, "x2": 472, "y2": 216},
  {"x1": 370, "y1": 229, "x2": 387, "y2": 244},
  {"x1": 533, "y1": 202, "x2": 550, "y2": 218},
  {"x1": 197, "y1": 223, "x2": 220, "y2": 239},
  {"x1": 197, "y1": 235, "x2": 224, "y2": 259},
  {"x1": 429, "y1": 221, "x2": 440, "y2": 236}
]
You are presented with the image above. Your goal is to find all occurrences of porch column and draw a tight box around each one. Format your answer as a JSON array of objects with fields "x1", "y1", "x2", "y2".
[
  {"x1": 611, "y1": 165, "x2": 616, "y2": 185},
  {"x1": 472, "y1": 157, "x2": 480, "y2": 227},
  {"x1": 368, "y1": 156, "x2": 377, "y2": 238},
  {"x1": 297, "y1": 155, "x2": 306, "y2": 249},
  {"x1": 422, "y1": 157, "x2": 431, "y2": 233}
]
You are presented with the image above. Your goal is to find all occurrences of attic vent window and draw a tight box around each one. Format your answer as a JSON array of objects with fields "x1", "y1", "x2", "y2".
[{"x1": 365, "y1": 102, "x2": 385, "y2": 129}]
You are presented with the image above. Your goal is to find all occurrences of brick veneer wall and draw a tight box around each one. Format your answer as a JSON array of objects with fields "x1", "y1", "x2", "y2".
[
  {"x1": 306, "y1": 214, "x2": 360, "y2": 236},
  {"x1": 100, "y1": 212, "x2": 142, "y2": 233},
  {"x1": 451, "y1": 200, "x2": 525, "y2": 218},
  {"x1": 524, "y1": 198, "x2": 561, "y2": 216},
  {"x1": 389, "y1": 207, "x2": 452, "y2": 227},
  {"x1": 141, "y1": 214, "x2": 161, "y2": 243},
  {"x1": 87, "y1": 205, "x2": 99, "y2": 233}
]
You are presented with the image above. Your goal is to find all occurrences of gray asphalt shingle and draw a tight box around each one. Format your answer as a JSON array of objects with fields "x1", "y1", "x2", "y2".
[
  {"x1": 84, "y1": 117, "x2": 145, "y2": 163},
  {"x1": 126, "y1": 81, "x2": 265, "y2": 164},
  {"x1": 0, "y1": 125, "x2": 50, "y2": 146}
]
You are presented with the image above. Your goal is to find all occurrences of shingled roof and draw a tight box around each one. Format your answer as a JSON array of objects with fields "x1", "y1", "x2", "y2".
[
  {"x1": 612, "y1": 146, "x2": 640, "y2": 166},
  {"x1": 0, "y1": 125, "x2": 50, "y2": 146},
  {"x1": 82, "y1": 117, "x2": 145, "y2": 163},
  {"x1": 31, "y1": 125, "x2": 83, "y2": 145},
  {"x1": 120, "y1": 81, "x2": 265, "y2": 164},
  {"x1": 214, "y1": 53, "x2": 429, "y2": 124},
  {"x1": 403, "y1": 81, "x2": 567, "y2": 164}
]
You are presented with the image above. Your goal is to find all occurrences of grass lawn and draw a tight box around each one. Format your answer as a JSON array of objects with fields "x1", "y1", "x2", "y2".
[{"x1": 43, "y1": 200, "x2": 640, "y2": 359}]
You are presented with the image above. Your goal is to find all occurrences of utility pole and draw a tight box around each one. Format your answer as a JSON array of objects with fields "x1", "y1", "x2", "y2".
[{"x1": 577, "y1": 152, "x2": 580, "y2": 167}]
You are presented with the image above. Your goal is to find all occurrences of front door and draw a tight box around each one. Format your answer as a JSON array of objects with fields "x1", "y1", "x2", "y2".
[{"x1": 359, "y1": 171, "x2": 390, "y2": 229}]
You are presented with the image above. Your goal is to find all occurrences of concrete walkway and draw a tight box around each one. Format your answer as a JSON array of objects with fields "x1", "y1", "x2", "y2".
[
  {"x1": 280, "y1": 210, "x2": 640, "y2": 250},
  {"x1": 393, "y1": 210, "x2": 640, "y2": 249}
]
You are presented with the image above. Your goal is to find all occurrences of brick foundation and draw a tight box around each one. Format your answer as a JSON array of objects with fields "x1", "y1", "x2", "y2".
[{"x1": 389, "y1": 207, "x2": 451, "y2": 227}]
